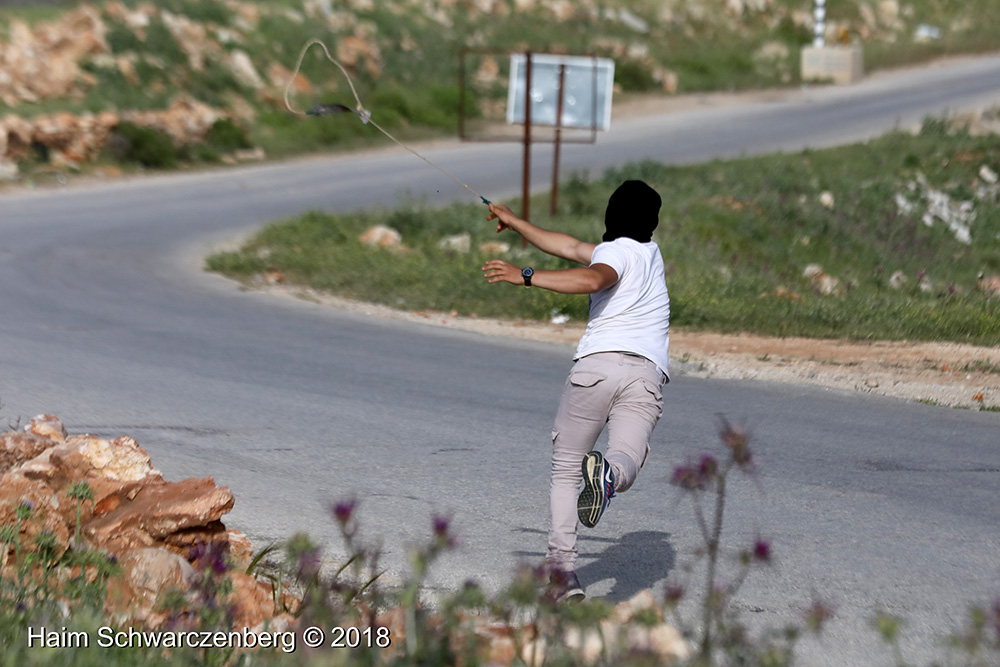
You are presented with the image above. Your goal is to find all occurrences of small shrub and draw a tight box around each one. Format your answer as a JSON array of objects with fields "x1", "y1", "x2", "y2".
[
  {"x1": 205, "y1": 118, "x2": 252, "y2": 152},
  {"x1": 105, "y1": 121, "x2": 178, "y2": 169}
]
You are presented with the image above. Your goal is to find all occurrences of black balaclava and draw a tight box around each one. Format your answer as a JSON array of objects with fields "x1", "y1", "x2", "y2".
[{"x1": 602, "y1": 180, "x2": 662, "y2": 243}]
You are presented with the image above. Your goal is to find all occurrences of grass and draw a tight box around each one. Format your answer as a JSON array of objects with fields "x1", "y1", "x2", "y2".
[
  {"x1": 3, "y1": 0, "x2": 1000, "y2": 172},
  {"x1": 207, "y1": 119, "x2": 1000, "y2": 345}
]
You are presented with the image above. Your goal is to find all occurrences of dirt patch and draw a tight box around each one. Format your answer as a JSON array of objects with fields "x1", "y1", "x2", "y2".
[{"x1": 258, "y1": 284, "x2": 1000, "y2": 411}]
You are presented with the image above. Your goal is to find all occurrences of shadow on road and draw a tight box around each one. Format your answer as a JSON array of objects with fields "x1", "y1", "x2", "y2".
[{"x1": 513, "y1": 528, "x2": 676, "y2": 603}]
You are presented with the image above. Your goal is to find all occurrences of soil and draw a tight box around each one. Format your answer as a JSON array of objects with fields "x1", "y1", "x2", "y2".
[{"x1": 258, "y1": 284, "x2": 1000, "y2": 411}]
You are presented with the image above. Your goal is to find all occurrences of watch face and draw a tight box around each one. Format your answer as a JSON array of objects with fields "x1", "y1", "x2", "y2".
[{"x1": 522, "y1": 267, "x2": 534, "y2": 278}]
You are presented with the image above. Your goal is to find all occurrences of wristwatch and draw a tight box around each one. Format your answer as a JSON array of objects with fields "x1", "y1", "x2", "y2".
[{"x1": 521, "y1": 266, "x2": 534, "y2": 288}]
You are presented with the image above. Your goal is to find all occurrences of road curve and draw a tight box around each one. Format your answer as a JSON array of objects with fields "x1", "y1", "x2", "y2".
[{"x1": 2, "y1": 55, "x2": 999, "y2": 666}]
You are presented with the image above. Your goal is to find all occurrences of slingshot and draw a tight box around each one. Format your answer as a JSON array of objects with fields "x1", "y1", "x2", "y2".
[{"x1": 285, "y1": 39, "x2": 491, "y2": 205}]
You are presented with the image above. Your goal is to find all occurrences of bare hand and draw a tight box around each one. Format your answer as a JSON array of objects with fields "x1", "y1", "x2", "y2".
[
  {"x1": 482, "y1": 259, "x2": 522, "y2": 285},
  {"x1": 487, "y1": 203, "x2": 518, "y2": 234}
]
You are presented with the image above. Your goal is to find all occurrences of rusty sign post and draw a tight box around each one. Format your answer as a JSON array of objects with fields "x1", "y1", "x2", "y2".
[{"x1": 459, "y1": 51, "x2": 615, "y2": 222}]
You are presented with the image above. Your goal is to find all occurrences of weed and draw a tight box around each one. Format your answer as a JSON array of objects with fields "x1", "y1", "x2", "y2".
[{"x1": 962, "y1": 359, "x2": 1000, "y2": 376}]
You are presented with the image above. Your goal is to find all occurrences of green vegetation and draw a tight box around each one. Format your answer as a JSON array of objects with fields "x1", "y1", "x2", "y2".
[
  {"x1": 3, "y1": 0, "x2": 1000, "y2": 170},
  {"x1": 208, "y1": 119, "x2": 1000, "y2": 345}
]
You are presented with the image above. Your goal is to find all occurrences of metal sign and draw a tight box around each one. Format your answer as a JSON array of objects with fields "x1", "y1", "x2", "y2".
[{"x1": 506, "y1": 54, "x2": 615, "y2": 131}]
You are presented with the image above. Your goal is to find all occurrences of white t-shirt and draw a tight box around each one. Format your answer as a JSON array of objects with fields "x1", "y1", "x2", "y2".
[{"x1": 573, "y1": 238, "x2": 670, "y2": 378}]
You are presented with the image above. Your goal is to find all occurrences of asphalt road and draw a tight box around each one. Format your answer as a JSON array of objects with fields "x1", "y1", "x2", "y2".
[{"x1": 2, "y1": 55, "x2": 999, "y2": 665}]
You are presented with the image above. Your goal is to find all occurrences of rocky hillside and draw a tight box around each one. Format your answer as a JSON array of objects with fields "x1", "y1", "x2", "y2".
[{"x1": 1, "y1": 0, "x2": 998, "y2": 179}]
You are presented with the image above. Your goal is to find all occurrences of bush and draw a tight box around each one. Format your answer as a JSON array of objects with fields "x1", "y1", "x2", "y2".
[
  {"x1": 105, "y1": 121, "x2": 178, "y2": 169},
  {"x1": 205, "y1": 118, "x2": 252, "y2": 152}
]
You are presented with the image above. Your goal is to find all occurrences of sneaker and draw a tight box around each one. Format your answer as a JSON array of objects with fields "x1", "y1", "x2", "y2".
[
  {"x1": 578, "y1": 451, "x2": 615, "y2": 528},
  {"x1": 547, "y1": 569, "x2": 585, "y2": 604}
]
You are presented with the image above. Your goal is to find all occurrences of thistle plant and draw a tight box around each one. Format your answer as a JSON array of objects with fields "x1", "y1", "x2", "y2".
[
  {"x1": 65, "y1": 481, "x2": 94, "y2": 546},
  {"x1": 665, "y1": 417, "x2": 821, "y2": 666},
  {"x1": 12, "y1": 501, "x2": 34, "y2": 599}
]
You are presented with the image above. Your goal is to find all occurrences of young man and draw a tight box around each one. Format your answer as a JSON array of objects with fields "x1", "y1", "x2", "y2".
[{"x1": 481, "y1": 180, "x2": 670, "y2": 602}]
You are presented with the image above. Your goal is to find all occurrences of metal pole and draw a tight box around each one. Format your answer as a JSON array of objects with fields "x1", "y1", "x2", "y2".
[
  {"x1": 458, "y1": 50, "x2": 467, "y2": 140},
  {"x1": 550, "y1": 63, "x2": 566, "y2": 217},
  {"x1": 522, "y1": 52, "x2": 532, "y2": 226},
  {"x1": 813, "y1": 0, "x2": 826, "y2": 47}
]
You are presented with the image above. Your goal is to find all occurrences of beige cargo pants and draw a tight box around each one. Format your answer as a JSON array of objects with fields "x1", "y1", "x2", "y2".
[{"x1": 547, "y1": 351, "x2": 666, "y2": 571}]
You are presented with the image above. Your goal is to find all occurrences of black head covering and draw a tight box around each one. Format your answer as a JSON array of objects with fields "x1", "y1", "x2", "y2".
[{"x1": 602, "y1": 180, "x2": 662, "y2": 243}]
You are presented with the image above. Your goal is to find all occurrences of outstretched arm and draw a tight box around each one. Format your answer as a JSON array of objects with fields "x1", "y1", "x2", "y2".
[{"x1": 487, "y1": 203, "x2": 596, "y2": 265}]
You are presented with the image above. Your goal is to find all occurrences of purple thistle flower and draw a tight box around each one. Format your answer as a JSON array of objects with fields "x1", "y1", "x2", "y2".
[
  {"x1": 433, "y1": 515, "x2": 450, "y2": 537},
  {"x1": 752, "y1": 539, "x2": 772, "y2": 564},
  {"x1": 805, "y1": 598, "x2": 835, "y2": 634},
  {"x1": 331, "y1": 499, "x2": 356, "y2": 526},
  {"x1": 671, "y1": 454, "x2": 718, "y2": 491},
  {"x1": 190, "y1": 541, "x2": 228, "y2": 575},
  {"x1": 297, "y1": 545, "x2": 323, "y2": 578},
  {"x1": 670, "y1": 463, "x2": 699, "y2": 490},
  {"x1": 432, "y1": 515, "x2": 457, "y2": 548},
  {"x1": 664, "y1": 583, "x2": 685, "y2": 608},
  {"x1": 718, "y1": 416, "x2": 754, "y2": 471}
]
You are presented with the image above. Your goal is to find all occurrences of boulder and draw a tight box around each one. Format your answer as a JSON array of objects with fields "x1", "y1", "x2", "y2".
[{"x1": 359, "y1": 225, "x2": 403, "y2": 249}]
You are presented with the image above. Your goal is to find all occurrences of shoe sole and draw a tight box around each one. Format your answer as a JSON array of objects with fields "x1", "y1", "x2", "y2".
[{"x1": 578, "y1": 452, "x2": 605, "y2": 528}]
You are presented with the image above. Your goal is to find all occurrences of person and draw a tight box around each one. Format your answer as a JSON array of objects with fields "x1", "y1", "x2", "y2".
[{"x1": 481, "y1": 180, "x2": 670, "y2": 603}]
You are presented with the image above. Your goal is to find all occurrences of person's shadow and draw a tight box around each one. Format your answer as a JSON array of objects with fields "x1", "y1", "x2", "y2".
[{"x1": 513, "y1": 529, "x2": 676, "y2": 603}]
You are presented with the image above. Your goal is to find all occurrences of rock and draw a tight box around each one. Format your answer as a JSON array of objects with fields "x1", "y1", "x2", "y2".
[
  {"x1": 914, "y1": 24, "x2": 941, "y2": 42},
  {"x1": 1, "y1": 432, "x2": 57, "y2": 475},
  {"x1": 479, "y1": 241, "x2": 510, "y2": 255},
  {"x1": 71, "y1": 434, "x2": 160, "y2": 482},
  {"x1": 233, "y1": 147, "x2": 266, "y2": 162},
  {"x1": 336, "y1": 31, "x2": 383, "y2": 77},
  {"x1": 877, "y1": 0, "x2": 900, "y2": 26},
  {"x1": 978, "y1": 274, "x2": 1000, "y2": 297},
  {"x1": 268, "y1": 63, "x2": 313, "y2": 94},
  {"x1": 121, "y1": 97, "x2": 222, "y2": 146},
  {"x1": 802, "y1": 264, "x2": 824, "y2": 281},
  {"x1": 359, "y1": 225, "x2": 403, "y2": 249},
  {"x1": 226, "y1": 529, "x2": 255, "y2": 571},
  {"x1": 227, "y1": 50, "x2": 264, "y2": 89},
  {"x1": 0, "y1": 7, "x2": 109, "y2": 106},
  {"x1": 506, "y1": 589, "x2": 688, "y2": 665},
  {"x1": 614, "y1": 588, "x2": 664, "y2": 624},
  {"x1": 802, "y1": 264, "x2": 842, "y2": 295},
  {"x1": 888, "y1": 270, "x2": 908, "y2": 289},
  {"x1": 25, "y1": 414, "x2": 68, "y2": 442},
  {"x1": 0, "y1": 159, "x2": 18, "y2": 180},
  {"x1": 652, "y1": 67, "x2": 679, "y2": 94},
  {"x1": 0, "y1": 418, "x2": 286, "y2": 633},
  {"x1": 83, "y1": 476, "x2": 235, "y2": 556},
  {"x1": 161, "y1": 10, "x2": 218, "y2": 71},
  {"x1": 120, "y1": 546, "x2": 199, "y2": 600},
  {"x1": 439, "y1": 233, "x2": 472, "y2": 253},
  {"x1": 229, "y1": 571, "x2": 279, "y2": 629},
  {"x1": 980, "y1": 164, "x2": 999, "y2": 184}
]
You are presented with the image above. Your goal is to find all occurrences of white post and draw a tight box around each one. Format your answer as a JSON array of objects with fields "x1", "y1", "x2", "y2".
[{"x1": 813, "y1": 0, "x2": 826, "y2": 47}]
